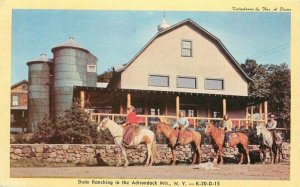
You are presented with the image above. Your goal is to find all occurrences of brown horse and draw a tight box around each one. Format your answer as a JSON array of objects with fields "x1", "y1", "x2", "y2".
[
  {"x1": 205, "y1": 123, "x2": 250, "y2": 164},
  {"x1": 156, "y1": 122, "x2": 202, "y2": 165}
]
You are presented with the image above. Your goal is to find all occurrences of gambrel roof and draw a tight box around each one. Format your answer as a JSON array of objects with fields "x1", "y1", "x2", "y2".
[{"x1": 114, "y1": 18, "x2": 252, "y2": 82}]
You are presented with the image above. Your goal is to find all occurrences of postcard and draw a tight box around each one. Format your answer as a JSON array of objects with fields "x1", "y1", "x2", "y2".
[{"x1": 0, "y1": 0, "x2": 299, "y2": 187}]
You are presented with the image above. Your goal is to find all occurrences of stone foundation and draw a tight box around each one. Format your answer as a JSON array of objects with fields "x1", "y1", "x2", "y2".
[{"x1": 10, "y1": 143, "x2": 290, "y2": 166}]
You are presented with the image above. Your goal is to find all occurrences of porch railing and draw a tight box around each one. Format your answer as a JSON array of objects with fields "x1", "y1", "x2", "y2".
[{"x1": 89, "y1": 112, "x2": 266, "y2": 129}]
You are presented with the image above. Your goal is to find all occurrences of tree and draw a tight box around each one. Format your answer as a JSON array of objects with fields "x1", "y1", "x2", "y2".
[
  {"x1": 54, "y1": 99, "x2": 99, "y2": 144},
  {"x1": 241, "y1": 59, "x2": 290, "y2": 118},
  {"x1": 266, "y1": 63, "x2": 290, "y2": 117},
  {"x1": 97, "y1": 68, "x2": 113, "y2": 83}
]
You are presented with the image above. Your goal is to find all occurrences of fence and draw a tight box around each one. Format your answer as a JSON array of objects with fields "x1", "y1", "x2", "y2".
[{"x1": 90, "y1": 112, "x2": 266, "y2": 129}]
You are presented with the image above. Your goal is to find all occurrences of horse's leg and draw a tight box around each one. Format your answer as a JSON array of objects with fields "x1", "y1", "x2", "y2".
[
  {"x1": 149, "y1": 142, "x2": 154, "y2": 166},
  {"x1": 213, "y1": 146, "x2": 219, "y2": 164},
  {"x1": 113, "y1": 138, "x2": 123, "y2": 167},
  {"x1": 144, "y1": 143, "x2": 152, "y2": 167},
  {"x1": 121, "y1": 145, "x2": 129, "y2": 167},
  {"x1": 116, "y1": 145, "x2": 122, "y2": 167},
  {"x1": 171, "y1": 146, "x2": 177, "y2": 165},
  {"x1": 239, "y1": 150, "x2": 244, "y2": 165},
  {"x1": 243, "y1": 144, "x2": 250, "y2": 165},
  {"x1": 269, "y1": 147, "x2": 273, "y2": 164},
  {"x1": 218, "y1": 146, "x2": 224, "y2": 164},
  {"x1": 276, "y1": 146, "x2": 279, "y2": 164},
  {"x1": 116, "y1": 137, "x2": 129, "y2": 167},
  {"x1": 279, "y1": 144, "x2": 283, "y2": 163},
  {"x1": 273, "y1": 146, "x2": 277, "y2": 164},
  {"x1": 191, "y1": 143, "x2": 197, "y2": 165},
  {"x1": 196, "y1": 144, "x2": 202, "y2": 165},
  {"x1": 262, "y1": 148, "x2": 266, "y2": 164}
]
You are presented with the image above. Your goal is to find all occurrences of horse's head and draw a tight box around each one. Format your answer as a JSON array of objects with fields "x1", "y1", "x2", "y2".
[
  {"x1": 97, "y1": 117, "x2": 110, "y2": 132},
  {"x1": 256, "y1": 124, "x2": 263, "y2": 136},
  {"x1": 156, "y1": 123, "x2": 164, "y2": 136},
  {"x1": 205, "y1": 123, "x2": 214, "y2": 135}
]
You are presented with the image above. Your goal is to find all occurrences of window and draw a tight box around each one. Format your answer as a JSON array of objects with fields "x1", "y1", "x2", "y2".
[
  {"x1": 204, "y1": 78, "x2": 224, "y2": 90},
  {"x1": 12, "y1": 95, "x2": 19, "y2": 106},
  {"x1": 187, "y1": 109, "x2": 195, "y2": 117},
  {"x1": 148, "y1": 75, "x2": 169, "y2": 87},
  {"x1": 177, "y1": 76, "x2": 197, "y2": 89},
  {"x1": 87, "y1": 65, "x2": 97, "y2": 72},
  {"x1": 150, "y1": 108, "x2": 161, "y2": 116},
  {"x1": 181, "y1": 40, "x2": 192, "y2": 57}
]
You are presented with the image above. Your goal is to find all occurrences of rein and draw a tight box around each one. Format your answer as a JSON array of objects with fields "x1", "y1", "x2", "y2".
[
  {"x1": 159, "y1": 123, "x2": 173, "y2": 139},
  {"x1": 209, "y1": 125, "x2": 223, "y2": 140}
]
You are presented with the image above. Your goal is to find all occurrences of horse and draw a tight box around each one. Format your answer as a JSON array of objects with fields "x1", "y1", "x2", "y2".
[
  {"x1": 205, "y1": 123, "x2": 250, "y2": 164},
  {"x1": 256, "y1": 124, "x2": 273, "y2": 164},
  {"x1": 156, "y1": 122, "x2": 202, "y2": 165},
  {"x1": 97, "y1": 118, "x2": 157, "y2": 167},
  {"x1": 272, "y1": 130, "x2": 283, "y2": 164}
]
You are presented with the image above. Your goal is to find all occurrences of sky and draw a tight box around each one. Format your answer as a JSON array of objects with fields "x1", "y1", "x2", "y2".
[{"x1": 12, "y1": 10, "x2": 290, "y2": 84}]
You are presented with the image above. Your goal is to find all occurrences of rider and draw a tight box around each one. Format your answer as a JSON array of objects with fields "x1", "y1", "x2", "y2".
[
  {"x1": 267, "y1": 114, "x2": 277, "y2": 129},
  {"x1": 173, "y1": 111, "x2": 189, "y2": 144},
  {"x1": 222, "y1": 114, "x2": 233, "y2": 147},
  {"x1": 122, "y1": 105, "x2": 139, "y2": 145}
]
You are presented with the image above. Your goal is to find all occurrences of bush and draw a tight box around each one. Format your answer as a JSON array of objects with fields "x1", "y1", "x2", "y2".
[{"x1": 30, "y1": 99, "x2": 107, "y2": 144}]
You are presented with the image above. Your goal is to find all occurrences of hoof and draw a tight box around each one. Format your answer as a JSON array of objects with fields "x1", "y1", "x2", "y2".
[
  {"x1": 143, "y1": 164, "x2": 149, "y2": 167},
  {"x1": 124, "y1": 162, "x2": 129, "y2": 167},
  {"x1": 116, "y1": 164, "x2": 122, "y2": 167}
]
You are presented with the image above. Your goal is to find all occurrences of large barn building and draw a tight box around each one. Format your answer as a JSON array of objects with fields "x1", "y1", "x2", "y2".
[{"x1": 23, "y1": 18, "x2": 267, "y2": 132}]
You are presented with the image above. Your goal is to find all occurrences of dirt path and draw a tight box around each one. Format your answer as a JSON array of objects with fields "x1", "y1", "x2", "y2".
[{"x1": 11, "y1": 164, "x2": 289, "y2": 180}]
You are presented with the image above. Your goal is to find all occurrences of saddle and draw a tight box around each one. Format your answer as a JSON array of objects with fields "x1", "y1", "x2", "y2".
[
  {"x1": 123, "y1": 125, "x2": 141, "y2": 145},
  {"x1": 123, "y1": 125, "x2": 141, "y2": 136},
  {"x1": 179, "y1": 130, "x2": 193, "y2": 139},
  {"x1": 171, "y1": 128, "x2": 193, "y2": 139},
  {"x1": 228, "y1": 132, "x2": 238, "y2": 143}
]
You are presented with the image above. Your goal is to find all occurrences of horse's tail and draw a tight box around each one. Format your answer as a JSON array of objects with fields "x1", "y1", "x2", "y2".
[{"x1": 151, "y1": 138, "x2": 157, "y2": 164}]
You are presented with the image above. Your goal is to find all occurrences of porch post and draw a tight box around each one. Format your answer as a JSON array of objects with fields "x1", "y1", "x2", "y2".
[
  {"x1": 80, "y1": 90, "x2": 85, "y2": 109},
  {"x1": 119, "y1": 105, "x2": 124, "y2": 114},
  {"x1": 207, "y1": 102, "x2": 211, "y2": 123},
  {"x1": 250, "y1": 106, "x2": 254, "y2": 128},
  {"x1": 176, "y1": 96, "x2": 180, "y2": 117},
  {"x1": 264, "y1": 101, "x2": 268, "y2": 124},
  {"x1": 245, "y1": 107, "x2": 249, "y2": 127},
  {"x1": 127, "y1": 93, "x2": 131, "y2": 108},
  {"x1": 165, "y1": 102, "x2": 168, "y2": 116},
  {"x1": 259, "y1": 103, "x2": 263, "y2": 120},
  {"x1": 222, "y1": 98, "x2": 227, "y2": 117}
]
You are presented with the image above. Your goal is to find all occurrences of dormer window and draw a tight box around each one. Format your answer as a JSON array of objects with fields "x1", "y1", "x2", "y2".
[{"x1": 181, "y1": 40, "x2": 192, "y2": 57}]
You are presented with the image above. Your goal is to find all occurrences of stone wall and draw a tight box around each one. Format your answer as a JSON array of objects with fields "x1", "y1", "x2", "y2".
[{"x1": 10, "y1": 143, "x2": 290, "y2": 166}]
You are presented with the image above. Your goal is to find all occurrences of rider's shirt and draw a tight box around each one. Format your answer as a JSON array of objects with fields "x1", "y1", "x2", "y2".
[
  {"x1": 223, "y1": 119, "x2": 233, "y2": 132},
  {"x1": 267, "y1": 120, "x2": 277, "y2": 129},
  {"x1": 173, "y1": 117, "x2": 189, "y2": 128},
  {"x1": 126, "y1": 112, "x2": 139, "y2": 125}
]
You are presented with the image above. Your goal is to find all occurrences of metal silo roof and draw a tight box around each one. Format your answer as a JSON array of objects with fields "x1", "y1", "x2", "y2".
[
  {"x1": 51, "y1": 37, "x2": 89, "y2": 52},
  {"x1": 27, "y1": 54, "x2": 52, "y2": 65}
]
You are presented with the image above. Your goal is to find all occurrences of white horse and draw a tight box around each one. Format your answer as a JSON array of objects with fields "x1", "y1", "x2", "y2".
[
  {"x1": 97, "y1": 118, "x2": 156, "y2": 167},
  {"x1": 256, "y1": 124, "x2": 273, "y2": 164}
]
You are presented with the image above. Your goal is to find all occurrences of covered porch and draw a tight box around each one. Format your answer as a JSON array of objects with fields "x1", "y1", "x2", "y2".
[{"x1": 73, "y1": 86, "x2": 267, "y2": 129}]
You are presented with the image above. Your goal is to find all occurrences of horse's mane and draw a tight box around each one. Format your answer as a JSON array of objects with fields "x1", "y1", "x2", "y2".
[
  {"x1": 208, "y1": 123, "x2": 224, "y2": 135},
  {"x1": 159, "y1": 122, "x2": 171, "y2": 127}
]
